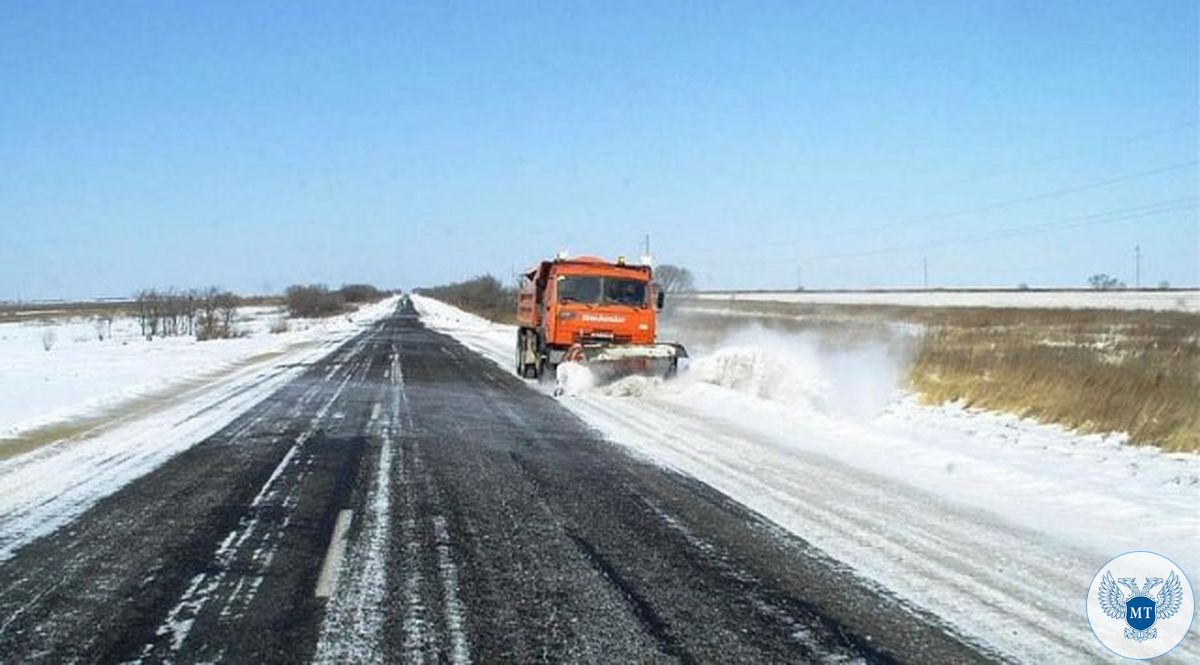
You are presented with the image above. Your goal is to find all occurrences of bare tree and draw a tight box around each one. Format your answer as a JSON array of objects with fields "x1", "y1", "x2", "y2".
[
  {"x1": 1087, "y1": 273, "x2": 1125, "y2": 290},
  {"x1": 654, "y1": 264, "x2": 696, "y2": 293},
  {"x1": 196, "y1": 287, "x2": 218, "y2": 340},
  {"x1": 193, "y1": 287, "x2": 241, "y2": 340},
  {"x1": 162, "y1": 288, "x2": 180, "y2": 337},
  {"x1": 135, "y1": 289, "x2": 163, "y2": 339},
  {"x1": 180, "y1": 290, "x2": 198, "y2": 336},
  {"x1": 216, "y1": 291, "x2": 240, "y2": 337}
]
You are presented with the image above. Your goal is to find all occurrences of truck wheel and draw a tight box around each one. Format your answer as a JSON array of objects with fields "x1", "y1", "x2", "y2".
[
  {"x1": 516, "y1": 330, "x2": 538, "y2": 379},
  {"x1": 528, "y1": 333, "x2": 541, "y2": 378}
]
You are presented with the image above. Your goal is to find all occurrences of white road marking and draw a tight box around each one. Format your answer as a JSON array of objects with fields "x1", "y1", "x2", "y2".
[
  {"x1": 313, "y1": 343, "x2": 403, "y2": 662},
  {"x1": 142, "y1": 347, "x2": 366, "y2": 658},
  {"x1": 315, "y1": 510, "x2": 354, "y2": 599},
  {"x1": 432, "y1": 515, "x2": 471, "y2": 665}
]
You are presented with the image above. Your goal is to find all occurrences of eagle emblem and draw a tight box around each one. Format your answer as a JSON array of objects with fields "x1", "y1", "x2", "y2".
[{"x1": 1097, "y1": 571, "x2": 1185, "y2": 642}]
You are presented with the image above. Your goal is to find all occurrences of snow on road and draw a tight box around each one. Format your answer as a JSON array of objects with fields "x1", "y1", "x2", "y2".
[
  {"x1": 690, "y1": 288, "x2": 1200, "y2": 311},
  {"x1": 412, "y1": 294, "x2": 1200, "y2": 663},
  {"x1": 0, "y1": 297, "x2": 399, "y2": 561}
]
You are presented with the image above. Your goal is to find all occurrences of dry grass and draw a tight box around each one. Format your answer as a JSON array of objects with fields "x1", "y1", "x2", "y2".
[
  {"x1": 0, "y1": 301, "x2": 137, "y2": 323},
  {"x1": 909, "y1": 316, "x2": 1200, "y2": 452},
  {"x1": 676, "y1": 298, "x2": 1200, "y2": 452}
]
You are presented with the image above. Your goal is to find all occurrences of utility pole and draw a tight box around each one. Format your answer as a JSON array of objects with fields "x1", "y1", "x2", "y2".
[
  {"x1": 1134, "y1": 245, "x2": 1141, "y2": 289},
  {"x1": 923, "y1": 256, "x2": 929, "y2": 289}
]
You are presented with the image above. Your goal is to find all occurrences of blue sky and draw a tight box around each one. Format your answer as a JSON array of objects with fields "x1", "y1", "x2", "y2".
[{"x1": 1, "y1": 1, "x2": 1196, "y2": 298}]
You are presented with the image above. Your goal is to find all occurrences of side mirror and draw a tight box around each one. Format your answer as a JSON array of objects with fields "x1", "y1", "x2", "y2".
[{"x1": 656, "y1": 289, "x2": 665, "y2": 310}]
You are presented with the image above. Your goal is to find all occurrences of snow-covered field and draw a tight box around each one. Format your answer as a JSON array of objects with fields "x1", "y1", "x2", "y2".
[
  {"x1": 0, "y1": 303, "x2": 375, "y2": 438},
  {"x1": 0, "y1": 297, "x2": 399, "y2": 560},
  {"x1": 412, "y1": 294, "x2": 1200, "y2": 663},
  {"x1": 692, "y1": 289, "x2": 1200, "y2": 311}
]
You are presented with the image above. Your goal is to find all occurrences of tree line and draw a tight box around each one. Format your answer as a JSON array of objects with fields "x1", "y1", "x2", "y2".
[
  {"x1": 414, "y1": 275, "x2": 517, "y2": 322},
  {"x1": 133, "y1": 283, "x2": 387, "y2": 341},
  {"x1": 284, "y1": 283, "x2": 387, "y2": 317}
]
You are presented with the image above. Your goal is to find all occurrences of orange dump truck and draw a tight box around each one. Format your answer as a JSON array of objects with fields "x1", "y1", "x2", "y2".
[{"x1": 515, "y1": 255, "x2": 686, "y2": 381}]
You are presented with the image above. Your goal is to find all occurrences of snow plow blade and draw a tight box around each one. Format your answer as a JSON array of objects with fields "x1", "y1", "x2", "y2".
[{"x1": 563, "y1": 342, "x2": 688, "y2": 384}]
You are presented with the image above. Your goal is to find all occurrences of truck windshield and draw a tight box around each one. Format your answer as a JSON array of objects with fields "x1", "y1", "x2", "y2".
[
  {"x1": 604, "y1": 278, "x2": 646, "y2": 306},
  {"x1": 557, "y1": 277, "x2": 646, "y2": 306}
]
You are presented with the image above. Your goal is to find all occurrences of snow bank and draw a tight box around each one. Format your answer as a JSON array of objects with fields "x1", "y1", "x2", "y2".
[
  {"x1": 414, "y1": 295, "x2": 1200, "y2": 663},
  {"x1": 409, "y1": 295, "x2": 514, "y2": 367}
]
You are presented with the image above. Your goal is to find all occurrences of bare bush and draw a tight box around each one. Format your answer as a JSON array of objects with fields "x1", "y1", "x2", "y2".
[
  {"x1": 94, "y1": 315, "x2": 112, "y2": 341},
  {"x1": 41, "y1": 328, "x2": 56, "y2": 351},
  {"x1": 1087, "y1": 273, "x2": 1125, "y2": 290}
]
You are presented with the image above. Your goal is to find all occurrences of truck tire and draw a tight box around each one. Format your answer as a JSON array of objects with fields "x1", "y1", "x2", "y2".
[{"x1": 516, "y1": 329, "x2": 539, "y2": 379}]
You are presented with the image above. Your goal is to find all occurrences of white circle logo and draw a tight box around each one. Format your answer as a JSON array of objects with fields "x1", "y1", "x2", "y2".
[{"x1": 1086, "y1": 551, "x2": 1195, "y2": 660}]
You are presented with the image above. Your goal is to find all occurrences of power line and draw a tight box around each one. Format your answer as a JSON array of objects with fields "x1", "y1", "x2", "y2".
[
  {"x1": 740, "y1": 119, "x2": 1198, "y2": 248},
  {"x1": 856, "y1": 119, "x2": 1197, "y2": 202},
  {"x1": 800, "y1": 197, "x2": 1196, "y2": 263},
  {"x1": 806, "y1": 159, "x2": 1197, "y2": 243},
  {"x1": 688, "y1": 159, "x2": 1196, "y2": 258},
  {"x1": 696, "y1": 197, "x2": 1196, "y2": 267}
]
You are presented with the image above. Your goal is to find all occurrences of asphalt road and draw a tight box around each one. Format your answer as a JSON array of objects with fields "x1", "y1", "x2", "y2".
[{"x1": 0, "y1": 299, "x2": 1002, "y2": 664}]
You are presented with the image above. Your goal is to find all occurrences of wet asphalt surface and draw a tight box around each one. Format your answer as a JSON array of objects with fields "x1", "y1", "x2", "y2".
[{"x1": 0, "y1": 299, "x2": 1003, "y2": 663}]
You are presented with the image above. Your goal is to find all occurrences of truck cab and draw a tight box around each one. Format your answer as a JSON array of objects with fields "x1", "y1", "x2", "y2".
[{"x1": 516, "y1": 256, "x2": 667, "y2": 379}]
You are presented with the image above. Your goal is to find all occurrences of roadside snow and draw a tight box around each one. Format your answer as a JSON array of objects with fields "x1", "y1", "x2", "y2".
[
  {"x1": 0, "y1": 302, "x2": 386, "y2": 439},
  {"x1": 413, "y1": 294, "x2": 1200, "y2": 663},
  {"x1": 691, "y1": 289, "x2": 1200, "y2": 311},
  {"x1": 0, "y1": 297, "x2": 399, "y2": 561}
]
